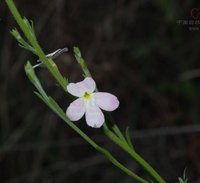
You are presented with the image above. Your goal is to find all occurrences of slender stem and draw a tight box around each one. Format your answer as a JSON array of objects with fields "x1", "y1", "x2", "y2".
[
  {"x1": 105, "y1": 113, "x2": 128, "y2": 142},
  {"x1": 103, "y1": 125, "x2": 166, "y2": 183},
  {"x1": 6, "y1": 0, "x2": 67, "y2": 91}
]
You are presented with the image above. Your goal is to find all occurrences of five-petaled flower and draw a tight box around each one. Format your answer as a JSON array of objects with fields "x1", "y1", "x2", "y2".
[{"x1": 66, "y1": 77, "x2": 119, "y2": 128}]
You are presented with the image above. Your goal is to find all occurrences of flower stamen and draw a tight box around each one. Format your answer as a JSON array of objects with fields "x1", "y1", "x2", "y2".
[{"x1": 83, "y1": 92, "x2": 91, "y2": 100}]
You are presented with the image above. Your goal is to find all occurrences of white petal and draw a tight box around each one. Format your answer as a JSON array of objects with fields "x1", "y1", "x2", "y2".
[
  {"x1": 67, "y1": 82, "x2": 86, "y2": 97},
  {"x1": 82, "y1": 77, "x2": 96, "y2": 93},
  {"x1": 93, "y1": 92, "x2": 119, "y2": 111},
  {"x1": 67, "y1": 77, "x2": 96, "y2": 97},
  {"x1": 85, "y1": 105, "x2": 105, "y2": 128},
  {"x1": 66, "y1": 98, "x2": 86, "y2": 121}
]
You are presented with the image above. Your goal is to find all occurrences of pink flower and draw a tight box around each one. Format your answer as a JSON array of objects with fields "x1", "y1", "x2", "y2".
[{"x1": 66, "y1": 77, "x2": 119, "y2": 128}]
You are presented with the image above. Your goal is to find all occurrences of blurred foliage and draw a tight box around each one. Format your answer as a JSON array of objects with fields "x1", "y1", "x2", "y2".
[{"x1": 0, "y1": 0, "x2": 200, "y2": 182}]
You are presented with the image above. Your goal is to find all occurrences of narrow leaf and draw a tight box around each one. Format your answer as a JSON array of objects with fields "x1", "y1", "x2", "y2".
[{"x1": 125, "y1": 127, "x2": 134, "y2": 150}]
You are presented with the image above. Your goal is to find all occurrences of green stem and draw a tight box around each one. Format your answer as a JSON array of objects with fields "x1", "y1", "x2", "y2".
[
  {"x1": 6, "y1": 0, "x2": 67, "y2": 91},
  {"x1": 105, "y1": 113, "x2": 128, "y2": 142},
  {"x1": 103, "y1": 125, "x2": 166, "y2": 183}
]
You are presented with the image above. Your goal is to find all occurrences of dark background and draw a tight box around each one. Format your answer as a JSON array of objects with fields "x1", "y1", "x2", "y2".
[{"x1": 1, "y1": 0, "x2": 200, "y2": 182}]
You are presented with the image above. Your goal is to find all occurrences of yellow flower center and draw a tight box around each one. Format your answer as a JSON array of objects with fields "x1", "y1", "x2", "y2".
[{"x1": 83, "y1": 92, "x2": 91, "y2": 100}]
